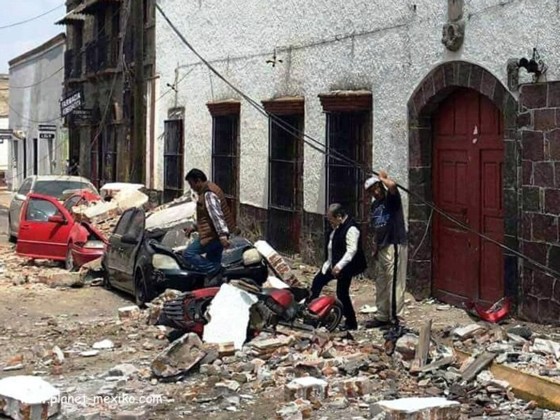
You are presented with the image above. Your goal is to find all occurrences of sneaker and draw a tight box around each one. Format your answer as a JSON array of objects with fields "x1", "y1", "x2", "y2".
[{"x1": 364, "y1": 318, "x2": 392, "y2": 329}]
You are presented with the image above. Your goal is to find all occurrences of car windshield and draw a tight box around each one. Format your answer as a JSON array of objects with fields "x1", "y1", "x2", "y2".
[{"x1": 34, "y1": 181, "x2": 95, "y2": 199}]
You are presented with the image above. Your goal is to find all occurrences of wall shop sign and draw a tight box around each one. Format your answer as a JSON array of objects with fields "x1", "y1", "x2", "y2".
[
  {"x1": 72, "y1": 109, "x2": 92, "y2": 120},
  {"x1": 60, "y1": 90, "x2": 83, "y2": 117},
  {"x1": 39, "y1": 132, "x2": 56, "y2": 140}
]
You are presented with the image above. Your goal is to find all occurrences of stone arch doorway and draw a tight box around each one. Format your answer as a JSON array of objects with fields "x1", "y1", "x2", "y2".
[{"x1": 407, "y1": 61, "x2": 519, "y2": 306}]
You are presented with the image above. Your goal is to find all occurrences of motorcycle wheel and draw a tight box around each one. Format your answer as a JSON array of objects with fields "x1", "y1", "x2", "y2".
[{"x1": 317, "y1": 301, "x2": 344, "y2": 332}]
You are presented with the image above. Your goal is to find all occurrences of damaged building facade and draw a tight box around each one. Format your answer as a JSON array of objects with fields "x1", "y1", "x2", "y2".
[
  {"x1": 152, "y1": 0, "x2": 560, "y2": 323},
  {"x1": 59, "y1": 0, "x2": 155, "y2": 188}
]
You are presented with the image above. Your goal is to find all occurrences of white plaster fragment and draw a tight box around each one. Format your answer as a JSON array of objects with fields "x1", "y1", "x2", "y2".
[
  {"x1": 145, "y1": 201, "x2": 196, "y2": 230},
  {"x1": 376, "y1": 397, "x2": 460, "y2": 413},
  {"x1": 92, "y1": 339, "x2": 114, "y2": 350},
  {"x1": 0, "y1": 376, "x2": 60, "y2": 419},
  {"x1": 203, "y1": 283, "x2": 258, "y2": 349}
]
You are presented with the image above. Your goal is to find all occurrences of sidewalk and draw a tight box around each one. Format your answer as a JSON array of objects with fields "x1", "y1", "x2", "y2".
[{"x1": 0, "y1": 189, "x2": 13, "y2": 209}]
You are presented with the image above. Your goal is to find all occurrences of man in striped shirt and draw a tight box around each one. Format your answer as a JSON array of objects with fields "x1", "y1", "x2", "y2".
[{"x1": 183, "y1": 169, "x2": 236, "y2": 285}]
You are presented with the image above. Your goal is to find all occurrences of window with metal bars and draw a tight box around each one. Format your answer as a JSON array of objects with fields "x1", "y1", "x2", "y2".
[
  {"x1": 268, "y1": 115, "x2": 303, "y2": 254},
  {"x1": 212, "y1": 114, "x2": 239, "y2": 223},
  {"x1": 326, "y1": 112, "x2": 371, "y2": 225},
  {"x1": 163, "y1": 119, "x2": 184, "y2": 203}
]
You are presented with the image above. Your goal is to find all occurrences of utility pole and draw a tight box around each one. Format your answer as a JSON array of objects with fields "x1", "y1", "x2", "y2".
[{"x1": 131, "y1": 0, "x2": 146, "y2": 183}]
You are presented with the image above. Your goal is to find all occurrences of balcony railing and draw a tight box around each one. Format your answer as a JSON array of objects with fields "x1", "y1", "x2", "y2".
[
  {"x1": 84, "y1": 36, "x2": 121, "y2": 75},
  {"x1": 64, "y1": 49, "x2": 83, "y2": 80}
]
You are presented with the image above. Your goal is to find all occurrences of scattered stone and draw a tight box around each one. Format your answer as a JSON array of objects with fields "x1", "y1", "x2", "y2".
[
  {"x1": 151, "y1": 333, "x2": 206, "y2": 380},
  {"x1": 340, "y1": 377, "x2": 375, "y2": 397},
  {"x1": 115, "y1": 410, "x2": 147, "y2": 420},
  {"x1": 395, "y1": 334, "x2": 418, "y2": 360},
  {"x1": 285, "y1": 377, "x2": 328, "y2": 402},
  {"x1": 92, "y1": 339, "x2": 114, "y2": 350},
  {"x1": 52, "y1": 346, "x2": 65, "y2": 364},
  {"x1": 118, "y1": 306, "x2": 141, "y2": 320},
  {"x1": 508, "y1": 326, "x2": 533, "y2": 340},
  {"x1": 531, "y1": 338, "x2": 560, "y2": 359},
  {"x1": 359, "y1": 305, "x2": 378, "y2": 314},
  {"x1": 276, "y1": 398, "x2": 313, "y2": 419},
  {"x1": 218, "y1": 342, "x2": 236, "y2": 357},
  {"x1": 371, "y1": 397, "x2": 460, "y2": 419},
  {"x1": 215, "y1": 380, "x2": 241, "y2": 393},
  {"x1": 452, "y1": 324, "x2": 486, "y2": 339},
  {"x1": 80, "y1": 350, "x2": 99, "y2": 357},
  {"x1": 328, "y1": 397, "x2": 349, "y2": 409},
  {"x1": 108, "y1": 364, "x2": 138, "y2": 378},
  {"x1": 0, "y1": 376, "x2": 61, "y2": 419}
]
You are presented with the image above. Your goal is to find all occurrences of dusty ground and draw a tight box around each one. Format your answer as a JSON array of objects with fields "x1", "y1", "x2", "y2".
[{"x1": 0, "y1": 239, "x2": 559, "y2": 419}]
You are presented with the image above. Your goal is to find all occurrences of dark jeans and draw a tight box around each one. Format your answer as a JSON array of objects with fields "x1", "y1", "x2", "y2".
[
  {"x1": 183, "y1": 237, "x2": 223, "y2": 276},
  {"x1": 310, "y1": 269, "x2": 357, "y2": 328}
]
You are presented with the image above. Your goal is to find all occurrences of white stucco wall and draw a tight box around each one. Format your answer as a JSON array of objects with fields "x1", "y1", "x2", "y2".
[
  {"x1": 0, "y1": 118, "x2": 8, "y2": 172},
  {"x1": 8, "y1": 35, "x2": 67, "y2": 190},
  {"x1": 154, "y1": 0, "x2": 560, "y2": 214}
]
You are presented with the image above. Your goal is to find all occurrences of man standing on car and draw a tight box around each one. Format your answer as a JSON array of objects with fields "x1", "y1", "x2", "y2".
[
  {"x1": 364, "y1": 170, "x2": 407, "y2": 328},
  {"x1": 309, "y1": 203, "x2": 367, "y2": 331},
  {"x1": 183, "y1": 169, "x2": 236, "y2": 286}
]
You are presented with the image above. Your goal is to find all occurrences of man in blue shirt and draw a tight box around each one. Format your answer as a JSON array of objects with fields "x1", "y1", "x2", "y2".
[{"x1": 364, "y1": 170, "x2": 407, "y2": 328}]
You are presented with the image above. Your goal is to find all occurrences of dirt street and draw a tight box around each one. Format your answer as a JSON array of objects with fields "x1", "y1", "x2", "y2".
[{"x1": 0, "y1": 238, "x2": 559, "y2": 419}]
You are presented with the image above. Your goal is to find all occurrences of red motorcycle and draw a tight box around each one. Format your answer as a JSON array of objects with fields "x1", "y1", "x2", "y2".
[{"x1": 157, "y1": 279, "x2": 344, "y2": 336}]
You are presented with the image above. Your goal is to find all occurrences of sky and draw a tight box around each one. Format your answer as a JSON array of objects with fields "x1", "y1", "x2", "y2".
[{"x1": 0, "y1": 0, "x2": 65, "y2": 74}]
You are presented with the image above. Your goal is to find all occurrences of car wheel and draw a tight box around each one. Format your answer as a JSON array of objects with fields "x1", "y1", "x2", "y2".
[
  {"x1": 65, "y1": 247, "x2": 76, "y2": 272},
  {"x1": 7, "y1": 216, "x2": 16, "y2": 243},
  {"x1": 102, "y1": 262, "x2": 112, "y2": 290},
  {"x1": 134, "y1": 269, "x2": 149, "y2": 308}
]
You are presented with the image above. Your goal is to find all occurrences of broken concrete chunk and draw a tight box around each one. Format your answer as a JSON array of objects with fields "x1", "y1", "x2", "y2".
[
  {"x1": 218, "y1": 342, "x2": 236, "y2": 357},
  {"x1": 284, "y1": 377, "x2": 328, "y2": 402},
  {"x1": 452, "y1": 324, "x2": 486, "y2": 339},
  {"x1": 461, "y1": 351, "x2": 497, "y2": 382},
  {"x1": 371, "y1": 397, "x2": 460, "y2": 419},
  {"x1": 276, "y1": 398, "x2": 313, "y2": 420},
  {"x1": 340, "y1": 377, "x2": 375, "y2": 397},
  {"x1": 203, "y1": 283, "x2": 258, "y2": 350},
  {"x1": 108, "y1": 364, "x2": 138, "y2": 378},
  {"x1": 80, "y1": 350, "x2": 99, "y2": 357},
  {"x1": 254, "y1": 240, "x2": 301, "y2": 287},
  {"x1": 114, "y1": 189, "x2": 149, "y2": 211},
  {"x1": 251, "y1": 335, "x2": 294, "y2": 353},
  {"x1": 118, "y1": 306, "x2": 141, "y2": 320},
  {"x1": 215, "y1": 380, "x2": 241, "y2": 394},
  {"x1": 0, "y1": 376, "x2": 61, "y2": 420},
  {"x1": 531, "y1": 338, "x2": 560, "y2": 359},
  {"x1": 92, "y1": 339, "x2": 114, "y2": 350},
  {"x1": 151, "y1": 333, "x2": 206, "y2": 380},
  {"x1": 395, "y1": 334, "x2": 418, "y2": 361}
]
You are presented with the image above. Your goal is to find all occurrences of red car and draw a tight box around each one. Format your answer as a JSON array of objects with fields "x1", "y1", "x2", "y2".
[{"x1": 16, "y1": 192, "x2": 107, "y2": 270}]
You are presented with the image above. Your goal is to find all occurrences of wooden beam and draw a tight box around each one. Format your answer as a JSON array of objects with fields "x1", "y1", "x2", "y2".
[
  {"x1": 461, "y1": 351, "x2": 497, "y2": 382},
  {"x1": 411, "y1": 319, "x2": 432, "y2": 373}
]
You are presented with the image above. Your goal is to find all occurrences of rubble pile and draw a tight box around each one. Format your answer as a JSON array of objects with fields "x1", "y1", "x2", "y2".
[{"x1": 71, "y1": 188, "x2": 150, "y2": 238}]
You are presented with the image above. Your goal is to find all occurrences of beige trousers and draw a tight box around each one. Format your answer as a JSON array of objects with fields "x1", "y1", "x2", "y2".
[{"x1": 373, "y1": 244, "x2": 407, "y2": 322}]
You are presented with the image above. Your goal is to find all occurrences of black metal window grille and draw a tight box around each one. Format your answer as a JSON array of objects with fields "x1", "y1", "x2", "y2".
[
  {"x1": 163, "y1": 119, "x2": 184, "y2": 203},
  {"x1": 268, "y1": 115, "x2": 303, "y2": 254},
  {"x1": 326, "y1": 112, "x2": 370, "y2": 225},
  {"x1": 212, "y1": 115, "x2": 239, "y2": 223}
]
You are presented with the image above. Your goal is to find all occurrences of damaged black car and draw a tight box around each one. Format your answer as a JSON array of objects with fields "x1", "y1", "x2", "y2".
[{"x1": 102, "y1": 201, "x2": 269, "y2": 306}]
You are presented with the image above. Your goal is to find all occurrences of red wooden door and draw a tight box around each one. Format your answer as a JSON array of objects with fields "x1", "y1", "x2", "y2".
[{"x1": 433, "y1": 89, "x2": 504, "y2": 305}]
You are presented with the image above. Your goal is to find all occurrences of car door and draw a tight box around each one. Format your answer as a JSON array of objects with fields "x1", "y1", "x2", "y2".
[
  {"x1": 105, "y1": 209, "x2": 135, "y2": 289},
  {"x1": 120, "y1": 208, "x2": 146, "y2": 292},
  {"x1": 16, "y1": 194, "x2": 74, "y2": 260},
  {"x1": 9, "y1": 177, "x2": 33, "y2": 236}
]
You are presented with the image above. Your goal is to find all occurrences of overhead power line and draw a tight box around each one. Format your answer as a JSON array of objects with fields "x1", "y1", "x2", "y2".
[{"x1": 0, "y1": 3, "x2": 65, "y2": 30}]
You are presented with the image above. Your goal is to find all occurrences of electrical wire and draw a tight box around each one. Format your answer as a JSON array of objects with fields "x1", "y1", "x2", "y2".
[
  {"x1": 4, "y1": 67, "x2": 64, "y2": 90},
  {"x1": 155, "y1": 2, "x2": 560, "y2": 280},
  {"x1": 0, "y1": 3, "x2": 65, "y2": 30}
]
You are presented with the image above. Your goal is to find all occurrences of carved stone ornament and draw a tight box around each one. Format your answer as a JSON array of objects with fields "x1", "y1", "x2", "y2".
[
  {"x1": 442, "y1": 20, "x2": 465, "y2": 52},
  {"x1": 442, "y1": 0, "x2": 465, "y2": 51}
]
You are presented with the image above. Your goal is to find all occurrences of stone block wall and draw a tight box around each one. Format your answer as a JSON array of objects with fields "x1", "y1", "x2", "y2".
[{"x1": 518, "y1": 82, "x2": 560, "y2": 323}]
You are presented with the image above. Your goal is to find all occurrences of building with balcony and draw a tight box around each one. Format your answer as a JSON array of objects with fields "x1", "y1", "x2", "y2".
[{"x1": 58, "y1": 0, "x2": 154, "y2": 189}]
